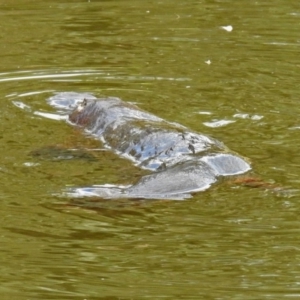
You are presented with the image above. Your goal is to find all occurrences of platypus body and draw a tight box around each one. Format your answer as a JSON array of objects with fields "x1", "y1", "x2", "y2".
[{"x1": 64, "y1": 95, "x2": 250, "y2": 200}]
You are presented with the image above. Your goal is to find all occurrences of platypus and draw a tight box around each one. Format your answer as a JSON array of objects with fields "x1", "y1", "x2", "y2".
[{"x1": 64, "y1": 95, "x2": 250, "y2": 200}]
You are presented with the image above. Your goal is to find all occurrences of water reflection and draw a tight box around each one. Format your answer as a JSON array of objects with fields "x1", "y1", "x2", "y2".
[{"x1": 1, "y1": 69, "x2": 190, "y2": 84}]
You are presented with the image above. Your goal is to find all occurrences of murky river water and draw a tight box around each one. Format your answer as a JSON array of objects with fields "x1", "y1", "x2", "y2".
[{"x1": 1, "y1": 0, "x2": 300, "y2": 299}]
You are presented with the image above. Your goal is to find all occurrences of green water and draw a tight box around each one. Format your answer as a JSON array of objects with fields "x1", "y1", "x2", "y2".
[{"x1": 1, "y1": 0, "x2": 300, "y2": 299}]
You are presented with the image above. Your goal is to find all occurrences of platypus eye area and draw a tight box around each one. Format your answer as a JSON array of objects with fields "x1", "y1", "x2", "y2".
[{"x1": 77, "y1": 98, "x2": 88, "y2": 112}]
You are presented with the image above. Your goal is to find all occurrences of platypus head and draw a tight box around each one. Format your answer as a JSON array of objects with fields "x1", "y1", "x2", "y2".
[
  {"x1": 69, "y1": 98, "x2": 94, "y2": 126},
  {"x1": 68, "y1": 96, "x2": 125, "y2": 128}
]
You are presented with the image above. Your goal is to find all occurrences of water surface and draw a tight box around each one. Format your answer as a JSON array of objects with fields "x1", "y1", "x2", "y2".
[{"x1": 1, "y1": 0, "x2": 300, "y2": 299}]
